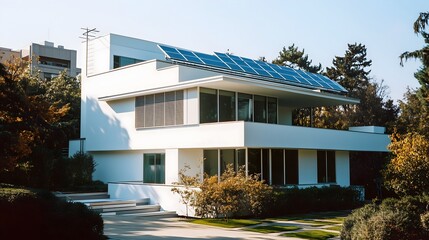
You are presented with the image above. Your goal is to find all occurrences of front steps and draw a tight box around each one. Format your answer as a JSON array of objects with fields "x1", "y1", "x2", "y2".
[{"x1": 54, "y1": 192, "x2": 176, "y2": 217}]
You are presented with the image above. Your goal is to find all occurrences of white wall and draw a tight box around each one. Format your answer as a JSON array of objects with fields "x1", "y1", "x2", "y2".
[
  {"x1": 336, "y1": 151, "x2": 350, "y2": 186},
  {"x1": 92, "y1": 151, "x2": 145, "y2": 182},
  {"x1": 178, "y1": 149, "x2": 204, "y2": 180},
  {"x1": 298, "y1": 150, "x2": 318, "y2": 184},
  {"x1": 165, "y1": 149, "x2": 179, "y2": 184},
  {"x1": 244, "y1": 122, "x2": 390, "y2": 152},
  {"x1": 108, "y1": 183, "x2": 195, "y2": 216}
]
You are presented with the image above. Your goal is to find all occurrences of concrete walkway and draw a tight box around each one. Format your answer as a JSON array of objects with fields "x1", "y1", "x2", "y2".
[{"x1": 103, "y1": 215, "x2": 340, "y2": 240}]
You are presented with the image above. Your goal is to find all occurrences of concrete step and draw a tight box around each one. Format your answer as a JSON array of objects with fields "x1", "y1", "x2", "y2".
[
  {"x1": 101, "y1": 204, "x2": 161, "y2": 215},
  {"x1": 119, "y1": 210, "x2": 178, "y2": 217},
  {"x1": 55, "y1": 192, "x2": 109, "y2": 201}
]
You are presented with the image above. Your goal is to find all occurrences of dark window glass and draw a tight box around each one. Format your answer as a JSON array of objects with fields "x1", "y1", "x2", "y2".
[
  {"x1": 204, "y1": 150, "x2": 218, "y2": 177},
  {"x1": 248, "y1": 148, "x2": 261, "y2": 179},
  {"x1": 143, "y1": 153, "x2": 165, "y2": 184},
  {"x1": 262, "y1": 149, "x2": 269, "y2": 183},
  {"x1": 200, "y1": 88, "x2": 218, "y2": 123},
  {"x1": 254, "y1": 95, "x2": 267, "y2": 123},
  {"x1": 271, "y1": 149, "x2": 284, "y2": 185},
  {"x1": 236, "y1": 149, "x2": 246, "y2": 172},
  {"x1": 238, "y1": 93, "x2": 253, "y2": 121},
  {"x1": 267, "y1": 97, "x2": 277, "y2": 124},
  {"x1": 219, "y1": 90, "x2": 236, "y2": 122},
  {"x1": 113, "y1": 55, "x2": 143, "y2": 68},
  {"x1": 285, "y1": 150, "x2": 298, "y2": 184},
  {"x1": 220, "y1": 149, "x2": 235, "y2": 174},
  {"x1": 317, "y1": 150, "x2": 336, "y2": 183},
  {"x1": 327, "y1": 151, "x2": 336, "y2": 182}
]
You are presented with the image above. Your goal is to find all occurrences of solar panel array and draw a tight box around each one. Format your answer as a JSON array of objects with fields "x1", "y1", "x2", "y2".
[{"x1": 158, "y1": 44, "x2": 347, "y2": 93}]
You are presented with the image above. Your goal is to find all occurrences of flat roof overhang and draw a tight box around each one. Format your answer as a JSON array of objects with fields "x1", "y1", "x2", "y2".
[{"x1": 99, "y1": 75, "x2": 359, "y2": 108}]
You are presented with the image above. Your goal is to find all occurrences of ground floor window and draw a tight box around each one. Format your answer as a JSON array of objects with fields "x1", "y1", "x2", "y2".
[
  {"x1": 203, "y1": 148, "x2": 298, "y2": 185},
  {"x1": 317, "y1": 150, "x2": 336, "y2": 183},
  {"x1": 143, "y1": 153, "x2": 165, "y2": 184},
  {"x1": 204, "y1": 149, "x2": 246, "y2": 178}
]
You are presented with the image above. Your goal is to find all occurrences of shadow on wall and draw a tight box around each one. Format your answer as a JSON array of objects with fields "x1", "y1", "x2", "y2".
[{"x1": 84, "y1": 96, "x2": 131, "y2": 151}]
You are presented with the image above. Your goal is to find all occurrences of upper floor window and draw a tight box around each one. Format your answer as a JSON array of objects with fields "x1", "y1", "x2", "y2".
[
  {"x1": 38, "y1": 56, "x2": 70, "y2": 68},
  {"x1": 135, "y1": 90, "x2": 183, "y2": 128},
  {"x1": 200, "y1": 87, "x2": 277, "y2": 124},
  {"x1": 113, "y1": 55, "x2": 144, "y2": 69}
]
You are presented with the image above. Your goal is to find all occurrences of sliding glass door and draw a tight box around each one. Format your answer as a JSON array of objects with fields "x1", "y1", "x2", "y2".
[{"x1": 143, "y1": 153, "x2": 165, "y2": 184}]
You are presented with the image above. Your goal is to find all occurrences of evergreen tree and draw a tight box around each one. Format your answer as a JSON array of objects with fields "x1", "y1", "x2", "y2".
[
  {"x1": 398, "y1": 12, "x2": 429, "y2": 137},
  {"x1": 273, "y1": 44, "x2": 322, "y2": 73}
]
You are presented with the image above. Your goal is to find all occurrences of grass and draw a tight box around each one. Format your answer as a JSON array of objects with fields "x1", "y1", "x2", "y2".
[
  {"x1": 271, "y1": 211, "x2": 349, "y2": 221},
  {"x1": 245, "y1": 225, "x2": 301, "y2": 233},
  {"x1": 189, "y1": 218, "x2": 261, "y2": 228},
  {"x1": 294, "y1": 219, "x2": 340, "y2": 226},
  {"x1": 281, "y1": 230, "x2": 339, "y2": 240},
  {"x1": 324, "y1": 225, "x2": 342, "y2": 231}
]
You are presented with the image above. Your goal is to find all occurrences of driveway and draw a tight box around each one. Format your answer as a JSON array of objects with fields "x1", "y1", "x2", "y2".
[{"x1": 103, "y1": 215, "x2": 304, "y2": 240}]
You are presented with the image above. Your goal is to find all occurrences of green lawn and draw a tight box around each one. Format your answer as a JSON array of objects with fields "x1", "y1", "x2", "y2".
[
  {"x1": 294, "y1": 219, "x2": 340, "y2": 226},
  {"x1": 189, "y1": 218, "x2": 261, "y2": 228},
  {"x1": 271, "y1": 211, "x2": 349, "y2": 221},
  {"x1": 245, "y1": 225, "x2": 301, "y2": 233},
  {"x1": 281, "y1": 230, "x2": 339, "y2": 240},
  {"x1": 324, "y1": 225, "x2": 342, "y2": 231}
]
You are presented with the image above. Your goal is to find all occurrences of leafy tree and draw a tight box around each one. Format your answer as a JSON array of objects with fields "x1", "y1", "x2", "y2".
[
  {"x1": 0, "y1": 59, "x2": 81, "y2": 189},
  {"x1": 384, "y1": 133, "x2": 429, "y2": 196}
]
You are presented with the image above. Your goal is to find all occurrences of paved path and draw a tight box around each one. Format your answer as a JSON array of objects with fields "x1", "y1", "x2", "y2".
[
  {"x1": 103, "y1": 215, "x2": 341, "y2": 240},
  {"x1": 104, "y1": 215, "x2": 295, "y2": 239}
]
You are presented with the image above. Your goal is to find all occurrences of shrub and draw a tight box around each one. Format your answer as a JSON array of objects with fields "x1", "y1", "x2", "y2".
[
  {"x1": 341, "y1": 196, "x2": 429, "y2": 240},
  {"x1": 0, "y1": 185, "x2": 106, "y2": 239},
  {"x1": 191, "y1": 164, "x2": 273, "y2": 219},
  {"x1": 268, "y1": 186, "x2": 362, "y2": 216}
]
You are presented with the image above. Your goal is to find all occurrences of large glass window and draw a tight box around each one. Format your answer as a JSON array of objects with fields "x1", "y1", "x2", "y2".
[
  {"x1": 262, "y1": 149, "x2": 269, "y2": 183},
  {"x1": 271, "y1": 149, "x2": 284, "y2": 185},
  {"x1": 143, "y1": 153, "x2": 165, "y2": 184},
  {"x1": 254, "y1": 95, "x2": 267, "y2": 123},
  {"x1": 285, "y1": 150, "x2": 299, "y2": 184},
  {"x1": 219, "y1": 90, "x2": 236, "y2": 122},
  {"x1": 113, "y1": 55, "x2": 143, "y2": 68},
  {"x1": 204, "y1": 150, "x2": 218, "y2": 177},
  {"x1": 238, "y1": 93, "x2": 253, "y2": 121},
  {"x1": 248, "y1": 148, "x2": 261, "y2": 179},
  {"x1": 220, "y1": 149, "x2": 235, "y2": 174},
  {"x1": 236, "y1": 149, "x2": 246, "y2": 171},
  {"x1": 317, "y1": 150, "x2": 336, "y2": 183},
  {"x1": 200, "y1": 88, "x2": 218, "y2": 123},
  {"x1": 267, "y1": 97, "x2": 278, "y2": 124}
]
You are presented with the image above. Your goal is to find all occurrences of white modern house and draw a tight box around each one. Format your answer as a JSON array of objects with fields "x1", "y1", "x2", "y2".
[{"x1": 70, "y1": 33, "x2": 390, "y2": 215}]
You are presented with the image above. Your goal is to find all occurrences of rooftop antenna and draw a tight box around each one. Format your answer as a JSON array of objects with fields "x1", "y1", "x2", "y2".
[{"x1": 80, "y1": 27, "x2": 99, "y2": 76}]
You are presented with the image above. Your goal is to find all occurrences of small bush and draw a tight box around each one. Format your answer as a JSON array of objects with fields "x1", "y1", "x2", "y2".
[
  {"x1": 341, "y1": 196, "x2": 429, "y2": 240},
  {"x1": 192, "y1": 164, "x2": 273, "y2": 219},
  {"x1": 267, "y1": 186, "x2": 362, "y2": 216},
  {"x1": 0, "y1": 185, "x2": 106, "y2": 239}
]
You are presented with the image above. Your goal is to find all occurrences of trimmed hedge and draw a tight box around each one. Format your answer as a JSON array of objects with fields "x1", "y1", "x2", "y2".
[
  {"x1": 267, "y1": 186, "x2": 362, "y2": 216},
  {"x1": 0, "y1": 185, "x2": 106, "y2": 240}
]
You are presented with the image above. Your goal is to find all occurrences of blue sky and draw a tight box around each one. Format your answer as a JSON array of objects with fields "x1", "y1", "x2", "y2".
[{"x1": 1, "y1": 0, "x2": 428, "y2": 101}]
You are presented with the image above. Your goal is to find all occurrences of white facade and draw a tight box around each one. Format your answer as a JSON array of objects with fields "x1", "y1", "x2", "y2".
[{"x1": 73, "y1": 33, "x2": 390, "y2": 213}]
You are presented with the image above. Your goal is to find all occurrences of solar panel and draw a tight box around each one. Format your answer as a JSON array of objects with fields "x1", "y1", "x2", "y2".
[{"x1": 158, "y1": 44, "x2": 348, "y2": 93}]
